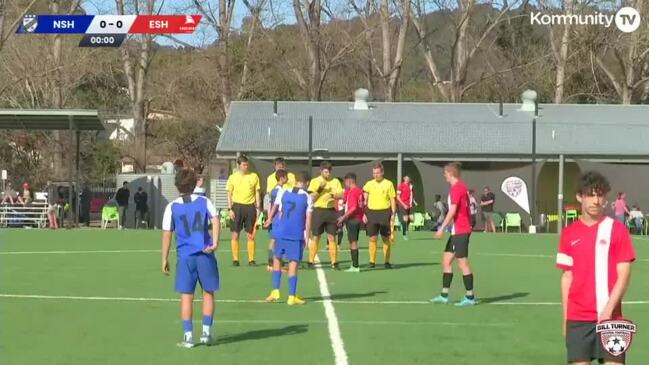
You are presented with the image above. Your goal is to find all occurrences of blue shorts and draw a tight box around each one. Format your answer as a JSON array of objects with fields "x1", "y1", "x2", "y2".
[
  {"x1": 274, "y1": 238, "x2": 304, "y2": 262},
  {"x1": 175, "y1": 253, "x2": 220, "y2": 294}
]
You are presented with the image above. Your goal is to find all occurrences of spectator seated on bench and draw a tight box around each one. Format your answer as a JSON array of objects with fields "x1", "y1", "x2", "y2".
[{"x1": 1, "y1": 183, "x2": 19, "y2": 205}]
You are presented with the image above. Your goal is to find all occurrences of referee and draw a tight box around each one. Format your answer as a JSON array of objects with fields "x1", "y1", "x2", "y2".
[
  {"x1": 266, "y1": 157, "x2": 296, "y2": 194},
  {"x1": 363, "y1": 162, "x2": 396, "y2": 269},
  {"x1": 226, "y1": 155, "x2": 261, "y2": 266},
  {"x1": 307, "y1": 161, "x2": 344, "y2": 269}
]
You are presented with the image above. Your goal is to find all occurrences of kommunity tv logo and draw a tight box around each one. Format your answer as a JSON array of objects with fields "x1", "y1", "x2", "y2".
[{"x1": 530, "y1": 7, "x2": 641, "y2": 33}]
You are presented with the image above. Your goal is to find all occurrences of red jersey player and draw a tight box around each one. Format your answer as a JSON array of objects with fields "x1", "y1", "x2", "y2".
[
  {"x1": 337, "y1": 173, "x2": 365, "y2": 272},
  {"x1": 557, "y1": 171, "x2": 635, "y2": 365},
  {"x1": 397, "y1": 175, "x2": 417, "y2": 240},
  {"x1": 432, "y1": 162, "x2": 475, "y2": 306}
]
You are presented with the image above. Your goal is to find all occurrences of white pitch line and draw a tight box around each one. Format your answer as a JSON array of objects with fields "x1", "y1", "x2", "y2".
[
  {"x1": 477, "y1": 253, "x2": 553, "y2": 259},
  {"x1": 189, "y1": 319, "x2": 511, "y2": 327},
  {"x1": 0, "y1": 248, "x2": 343, "y2": 255},
  {"x1": 0, "y1": 294, "x2": 265, "y2": 303},
  {"x1": 314, "y1": 254, "x2": 349, "y2": 365},
  {"x1": 1, "y1": 293, "x2": 648, "y2": 306},
  {"x1": 477, "y1": 253, "x2": 649, "y2": 262},
  {"x1": 0, "y1": 249, "x2": 165, "y2": 255}
]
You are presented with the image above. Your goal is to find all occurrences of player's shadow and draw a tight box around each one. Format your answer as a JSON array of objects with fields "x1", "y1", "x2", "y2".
[
  {"x1": 305, "y1": 291, "x2": 387, "y2": 301},
  {"x1": 215, "y1": 325, "x2": 308, "y2": 345},
  {"x1": 381, "y1": 262, "x2": 438, "y2": 270},
  {"x1": 479, "y1": 292, "x2": 529, "y2": 304}
]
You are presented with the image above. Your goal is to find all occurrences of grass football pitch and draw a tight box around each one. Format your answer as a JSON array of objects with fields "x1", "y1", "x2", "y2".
[{"x1": 1, "y1": 228, "x2": 647, "y2": 365}]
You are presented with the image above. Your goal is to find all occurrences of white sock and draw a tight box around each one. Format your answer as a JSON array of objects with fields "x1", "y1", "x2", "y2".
[
  {"x1": 202, "y1": 325, "x2": 211, "y2": 335},
  {"x1": 184, "y1": 332, "x2": 193, "y2": 341}
]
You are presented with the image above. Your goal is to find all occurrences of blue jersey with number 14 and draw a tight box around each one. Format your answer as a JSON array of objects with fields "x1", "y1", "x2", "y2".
[
  {"x1": 274, "y1": 188, "x2": 312, "y2": 241},
  {"x1": 162, "y1": 194, "x2": 218, "y2": 258}
]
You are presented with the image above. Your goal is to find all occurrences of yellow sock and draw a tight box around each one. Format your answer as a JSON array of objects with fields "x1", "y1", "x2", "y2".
[
  {"x1": 247, "y1": 240, "x2": 255, "y2": 262},
  {"x1": 369, "y1": 239, "x2": 377, "y2": 264},
  {"x1": 309, "y1": 238, "x2": 319, "y2": 263},
  {"x1": 231, "y1": 239, "x2": 240, "y2": 261},
  {"x1": 382, "y1": 238, "x2": 392, "y2": 263},
  {"x1": 328, "y1": 240, "x2": 337, "y2": 264}
]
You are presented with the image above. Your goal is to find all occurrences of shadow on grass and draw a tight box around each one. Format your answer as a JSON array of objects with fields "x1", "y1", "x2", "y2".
[
  {"x1": 305, "y1": 291, "x2": 387, "y2": 301},
  {"x1": 479, "y1": 292, "x2": 530, "y2": 304},
  {"x1": 216, "y1": 325, "x2": 308, "y2": 345},
  {"x1": 372, "y1": 262, "x2": 439, "y2": 270}
]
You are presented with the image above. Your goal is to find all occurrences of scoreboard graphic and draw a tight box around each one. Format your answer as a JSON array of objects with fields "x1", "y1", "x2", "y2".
[{"x1": 16, "y1": 15, "x2": 202, "y2": 47}]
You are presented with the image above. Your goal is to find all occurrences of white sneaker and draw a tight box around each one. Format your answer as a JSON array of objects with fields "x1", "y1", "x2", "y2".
[
  {"x1": 178, "y1": 334, "x2": 195, "y2": 348},
  {"x1": 200, "y1": 333, "x2": 214, "y2": 346}
]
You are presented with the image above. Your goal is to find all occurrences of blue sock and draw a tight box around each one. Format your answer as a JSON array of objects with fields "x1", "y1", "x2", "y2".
[
  {"x1": 182, "y1": 319, "x2": 193, "y2": 334},
  {"x1": 288, "y1": 275, "x2": 298, "y2": 296},
  {"x1": 202, "y1": 315, "x2": 213, "y2": 326},
  {"x1": 272, "y1": 270, "x2": 281, "y2": 290},
  {"x1": 202, "y1": 315, "x2": 213, "y2": 335}
]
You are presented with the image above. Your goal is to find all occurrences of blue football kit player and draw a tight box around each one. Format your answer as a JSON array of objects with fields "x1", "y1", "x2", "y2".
[
  {"x1": 162, "y1": 169, "x2": 220, "y2": 348},
  {"x1": 263, "y1": 169, "x2": 289, "y2": 270},
  {"x1": 265, "y1": 172, "x2": 312, "y2": 305}
]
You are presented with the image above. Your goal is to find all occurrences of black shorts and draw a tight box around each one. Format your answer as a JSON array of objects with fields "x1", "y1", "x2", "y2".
[
  {"x1": 312, "y1": 208, "x2": 338, "y2": 236},
  {"x1": 366, "y1": 209, "x2": 391, "y2": 238},
  {"x1": 566, "y1": 321, "x2": 626, "y2": 364},
  {"x1": 444, "y1": 233, "x2": 471, "y2": 258},
  {"x1": 230, "y1": 203, "x2": 257, "y2": 234},
  {"x1": 346, "y1": 218, "x2": 362, "y2": 242},
  {"x1": 399, "y1": 206, "x2": 413, "y2": 217}
]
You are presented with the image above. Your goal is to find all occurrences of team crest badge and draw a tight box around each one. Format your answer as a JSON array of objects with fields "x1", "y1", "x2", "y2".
[
  {"x1": 597, "y1": 319, "x2": 637, "y2": 357},
  {"x1": 505, "y1": 179, "x2": 523, "y2": 198},
  {"x1": 22, "y1": 15, "x2": 38, "y2": 33}
]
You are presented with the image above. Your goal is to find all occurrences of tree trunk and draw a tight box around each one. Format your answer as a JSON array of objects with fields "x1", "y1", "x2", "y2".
[
  {"x1": 379, "y1": 0, "x2": 391, "y2": 101},
  {"x1": 378, "y1": 0, "x2": 409, "y2": 102},
  {"x1": 218, "y1": 0, "x2": 233, "y2": 114},
  {"x1": 293, "y1": 0, "x2": 322, "y2": 101},
  {"x1": 450, "y1": 0, "x2": 473, "y2": 102},
  {"x1": 50, "y1": 0, "x2": 65, "y2": 180},
  {"x1": 553, "y1": 0, "x2": 573, "y2": 104},
  {"x1": 0, "y1": 0, "x2": 6, "y2": 49},
  {"x1": 411, "y1": 8, "x2": 449, "y2": 101},
  {"x1": 309, "y1": 0, "x2": 322, "y2": 100},
  {"x1": 117, "y1": 0, "x2": 153, "y2": 172}
]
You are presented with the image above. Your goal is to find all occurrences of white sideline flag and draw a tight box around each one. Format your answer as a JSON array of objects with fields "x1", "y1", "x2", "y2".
[{"x1": 501, "y1": 176, "x2": 530, "y2": 214}]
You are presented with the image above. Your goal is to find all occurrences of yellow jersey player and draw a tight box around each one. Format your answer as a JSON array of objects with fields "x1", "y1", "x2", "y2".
[
  {"x1": 226, "y1": 155, "x2": 261, "y2": 266},
  {"x1": 362, "y1": 163, "x2": 396, "y2": 269},
  {"x1": 307, "y1": 161, "x2": 344, "y2": 269}
]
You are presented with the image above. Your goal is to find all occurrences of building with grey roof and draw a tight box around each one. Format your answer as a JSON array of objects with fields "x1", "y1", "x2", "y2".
[{"x1": 216, "y1": 90, "x2": 649, "y2": 233}]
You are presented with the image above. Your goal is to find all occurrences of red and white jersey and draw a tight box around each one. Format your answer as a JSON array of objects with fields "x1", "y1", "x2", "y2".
[
  {"x1": 397, "y1": 182, "x2": 413, "y2": 208},
  {"x1": 556, "y1": 217, "x2": 636, "y2": 321},
  {"x1": 447, "y1": 180, "x2": 472, "y2": 235}
]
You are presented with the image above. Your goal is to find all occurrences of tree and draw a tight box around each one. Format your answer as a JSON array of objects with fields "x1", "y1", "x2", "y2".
[
  {"x1": 351, "y1": 0, "x2": 410, "y2": 101},
  {"x1": 116, "y1": 0, "x2": 155, "y2": 171},
  {"x1": 82, "y1": 140, "x2": 121, "y2": 183},
  {"x1": 238, "y1": 0, "x2": 266, "y2": 99},
  {"x1": 410, "y1": 0, "x2": 519, "y2": 101},
  {"x1": 49, "y1": 0, "x2": 82, "y2": 180},
  {"x1": 0, "y1": 0, "x2": 39, "y2": 52},
  {"x1": 546, "y1": 0, "x2": 574, "y2": 103},
  {"x1": 193, "y1": 0, "x2": 236, "y2": 116},
  {"x1": 592, "y1": 0, "x2": 649, "y2": 104}
]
